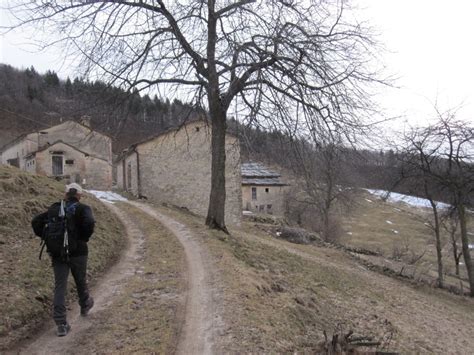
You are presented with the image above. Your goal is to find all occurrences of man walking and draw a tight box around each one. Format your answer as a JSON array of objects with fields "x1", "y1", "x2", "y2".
[{"x1": 32, "y1": 183, "x2": 95, "y2": 337}]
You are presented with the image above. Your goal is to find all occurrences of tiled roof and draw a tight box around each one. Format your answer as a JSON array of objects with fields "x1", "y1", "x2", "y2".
[
  {"x1": 241, "y1": 162, "x2": 281, "y2": 178},
  {"x1": 242, "y1": 177, "x2": 287, "y2": 186},
  {"x1": 241, "y1": 162, "x2": 287, "y2": 186}
]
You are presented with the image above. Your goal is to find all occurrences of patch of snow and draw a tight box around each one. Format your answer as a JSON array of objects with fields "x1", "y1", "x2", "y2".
[
  {"x1": 393, "y1": 208, "x2": 401, "y2": 212},
  {"x1": 243, "y1": 210, "x2": 254, "y2": 215},
  {"x1": 392, "y1": 230, "x2": 399, "y2": 234},
  {"x1": 469, "y1": 244, "x2": 474, "y2": 250},
  {"x1": 86, "y1": 190, "x2": 128, "y2": 204},
  {"x1": 276, "y1": 231, "x2": 282, "y2": 237},
  {"x1": 386, "y1": 220, "x2": 393, "y2": 225},
  {"x1": 364, "y1": 198, "x2": 373, "y2": 203},
  {"x1": 468, "y1": 232, "x2": 474, "y2": 236},
  {"x1": 460, "y1": 262, "x2": 465, "y2": 266},
  {"x1": 366, "y1": 189, "x2": 450, "y2": 209},
  {"x1": 347, "y1": 232, "x2": 353, "y2": 235}
]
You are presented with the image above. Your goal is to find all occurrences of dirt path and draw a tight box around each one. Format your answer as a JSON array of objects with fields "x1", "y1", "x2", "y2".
[
  {"x1": 14, "y1": 200, "x2": 222, "y2": 354},
  {"x1": 13, "y1": 203, "x2": 144, "y2": 355},
  {"x1": 128, "y1": 201, "x2": 224, "y2": 355}
]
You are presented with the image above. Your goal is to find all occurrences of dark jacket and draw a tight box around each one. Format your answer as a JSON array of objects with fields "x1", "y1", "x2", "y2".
[{"x1": 32, "y1": 198, "x2": 95, "y2": 257}]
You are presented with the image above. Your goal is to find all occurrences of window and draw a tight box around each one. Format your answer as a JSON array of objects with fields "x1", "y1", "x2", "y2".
[
  {"x1": 195, "y1": 127, "x2": 200, "y2": 132},
  {"x1": 267, "y1": 204, "x2": 273, "y2": 214},
  {"x1": 65, "y1": 159, "x2": 75, "y2": 165},
  {"x1": 52, "y1": 156, "x2": 63, "y2": 176},
  {"x1": 251, "y1": 187, "x2": 257, "y2": 200},
  {"x1": 265, "y1": 188, "x2": 269, "y2": 193},
  {"x1": 7, "y1": 158, "x2": 19, "y2": 168}
]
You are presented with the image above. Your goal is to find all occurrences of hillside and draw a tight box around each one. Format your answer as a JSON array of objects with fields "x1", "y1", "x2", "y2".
[
  {"x1": 0, "y1": 165, "x2": 126, "y2": 350},
  {"x1": 339, "y1": 189, "x2": 474, "y2": 292},
  {"x1": 0, "y1": 64, "x2": 396, "y2": 191},
  {"x1": 155, "y1": 203, "x2": 474, "y2": 353},
  {"x1": 1, "y1": 166, "x2": 473, "y2": 353},
  {"x1": 0, "y1": 64, "x2": 202, "y2": 152}
]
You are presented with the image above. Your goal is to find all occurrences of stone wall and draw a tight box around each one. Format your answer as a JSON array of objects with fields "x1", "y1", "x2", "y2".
[
  {"x1": 37, "y1": 121, "x2": 112, "y2": 163},
  {"x1": 1, "y1": 138, "x2": 36, "y2": 169},
  {"x1": 130, "y1": 121, "x2": 242, "y2": 225},
  {"x1": 1, "y1": 120, "x2": 113, "y2": 189},
  {"x1": 242, "y1": 185, "x2": 287, "y2": 216},
  {"x1": 116, "y1": 152, "x2": 139, "y2": 195},
  {"x1": 35, "y1": 142, "x2": 112, "y2": 189}
]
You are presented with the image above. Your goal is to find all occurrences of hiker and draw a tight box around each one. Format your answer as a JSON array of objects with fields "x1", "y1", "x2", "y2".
[{"x1": 31, "y1": 183, "x2": 95, "y2": 337}]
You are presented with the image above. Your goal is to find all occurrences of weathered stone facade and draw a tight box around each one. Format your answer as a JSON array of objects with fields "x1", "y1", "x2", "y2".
[
  {"x1": 0, "y1": 120, "x2": 113, "y2": 189},
  {"x1": 116, "y1": 120, "x2": 242, "y2": 225},
  {"x1": 242, "y1": 185, "x2": 287, "y2": 215},
  {"x1": 241, "y1": 162, "x2": 288, "y2": 216}
]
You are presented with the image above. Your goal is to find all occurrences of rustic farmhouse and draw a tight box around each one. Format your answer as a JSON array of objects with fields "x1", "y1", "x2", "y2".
[
  {"x1": 116, "y1": 120, "x2": 242, "y2": 225},
  {"x1": 241, "y1": 162, "x2": 287, "y2": 215},
  {"x1": 0, "y1": 118, "x2": 113, "y2": 189}
]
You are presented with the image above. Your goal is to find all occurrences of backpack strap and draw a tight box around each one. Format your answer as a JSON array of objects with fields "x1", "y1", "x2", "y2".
[
  {"x1": 38, "y1": 240, "x2": 46, "y2": 260},
  {"x1": 61, "y1": 200, "x2": 71, "y2": 262}
]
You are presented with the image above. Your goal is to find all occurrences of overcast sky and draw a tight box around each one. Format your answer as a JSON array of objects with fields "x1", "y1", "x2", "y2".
[{"x1": 1, "y1": 0, "x2": 473, "y2": 130}]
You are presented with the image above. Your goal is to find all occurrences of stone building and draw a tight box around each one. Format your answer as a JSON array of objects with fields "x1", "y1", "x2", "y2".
[
  {"x1": 241, "y1": 162, "x2": 287, "y2": 215},
  {"x1": 116, "y1": 120, "x2": 242, "y2": 225},
  {"x1": 0, "y1": 118, "x2": 113, "y2": 189}
]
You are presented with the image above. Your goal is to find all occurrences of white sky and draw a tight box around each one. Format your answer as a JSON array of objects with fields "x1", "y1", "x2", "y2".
[
  {"x1": 354, "y1": 0, "x2": 474, "y2": 127},
  {"x1": 1, "y1": 0, "x2": 473, "y2": 130}
]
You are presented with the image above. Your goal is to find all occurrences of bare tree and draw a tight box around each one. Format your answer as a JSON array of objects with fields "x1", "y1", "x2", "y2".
[
  {"x1": 286, "y1": 129, "x2": 354, "y2": 242},
  {"x1": 433, "y1": 113, "x2": 474, "y2": 296},
  {"x1": 441, "y1": 210, "x2": 462, "y2": 277},
  {"x1": 398, "y1": 126, "x2": 446, "y2": 287},
  {"x1": 398, "y1": 108, "x2": 474, "y2": 296},
  {"x1": 5, "y1": 0, "x2": 382, "y2": 231}
]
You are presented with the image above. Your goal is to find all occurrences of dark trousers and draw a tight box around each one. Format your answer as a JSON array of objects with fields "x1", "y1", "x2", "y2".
[{"x1": 52, "y1": 255, "x2": 90, "y2": 325}]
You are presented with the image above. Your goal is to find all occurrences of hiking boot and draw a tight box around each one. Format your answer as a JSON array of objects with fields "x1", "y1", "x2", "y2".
[
  {"x1": 80, "y1": 297, "x2": 94, "y2": 316},
  {"x1": 57, "y1": 323, "x2": 71, "y2": 337}
]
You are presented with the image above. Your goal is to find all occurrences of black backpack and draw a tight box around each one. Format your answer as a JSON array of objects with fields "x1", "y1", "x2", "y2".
[{"x1": 39, "y1": 200, "x2": 79, "y2": 261}]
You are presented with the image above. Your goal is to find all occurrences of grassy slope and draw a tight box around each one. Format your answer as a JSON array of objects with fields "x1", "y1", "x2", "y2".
[
  {"x1": 0, "y1": 165, "x2": 126, "y2": 350},
  {"x1": 159, "y1": 203, "x2": 474, "y2": 354},
  {"x1": 340, "y1": 190, "x2": 474, "y2": 285}
]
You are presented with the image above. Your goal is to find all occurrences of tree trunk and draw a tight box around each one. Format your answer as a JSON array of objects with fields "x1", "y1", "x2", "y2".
[
  {"x1": 433, "y1": 207, "x2": 444, "y2": 288},
  {"x1": 458, "y1": 204, "x2": 474, "y2": 296},
  {"x1": 205, "y1": 103, "x2": 228, "y2": 233},
  {"x1": 205, "y1": 1, "x2": 228, "y2": 233},
  {"x1": 427, "y1": 192, "x2": 443, "y2": 288},
  {"x1": 452, "y1": 238, "x2": 461, "y2": 277},
  {"x1": 455, "y1": 256, "x2": 460, "y2": 277}
]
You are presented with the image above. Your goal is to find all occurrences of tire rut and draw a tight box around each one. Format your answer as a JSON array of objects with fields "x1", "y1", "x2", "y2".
[{"x1": 127, "y1": 201, "x2": 223, "y2": 355}]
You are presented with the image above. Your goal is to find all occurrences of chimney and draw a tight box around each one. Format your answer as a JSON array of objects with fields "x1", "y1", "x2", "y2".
[{"x1": 80, "y1": 115, "x2": 91, "y2": 128}]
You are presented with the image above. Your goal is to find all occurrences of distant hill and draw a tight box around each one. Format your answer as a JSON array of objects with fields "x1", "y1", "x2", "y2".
[
  {"x1": 0, "y1": 64, "x2": 203, "y2": 152},
  {"x1": 0, "y1": 63, "x2": 407, "y2": 197}
]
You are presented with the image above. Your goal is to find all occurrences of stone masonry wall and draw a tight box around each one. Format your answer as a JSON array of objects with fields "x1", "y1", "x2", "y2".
[
  {"x1": 116, "y1": 152, "x2": 138, "y2": 195},
  {"x1": 35, "y1": 142, "x2": 112, "y2": 189},
  {"x1": 242, "y1": 185, "x2": 286, "y2": 216},
  {"x1": 137, "y1": 121, "x2": 242, "y2": 225}
]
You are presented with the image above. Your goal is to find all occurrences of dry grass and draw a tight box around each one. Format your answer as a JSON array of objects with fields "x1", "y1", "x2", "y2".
[
  {"x1": 0, "y1": 165, "x2": 126, "y2": 350},
  {"x1": 75, "y1": 204, "x2": 187, "y2": 354},
  {"x1": 157, "y1": 203, "x2": 474, "y2": 354},
  {"x1": 340, "y1": 190, "x2": 474, "y2": 287}
]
